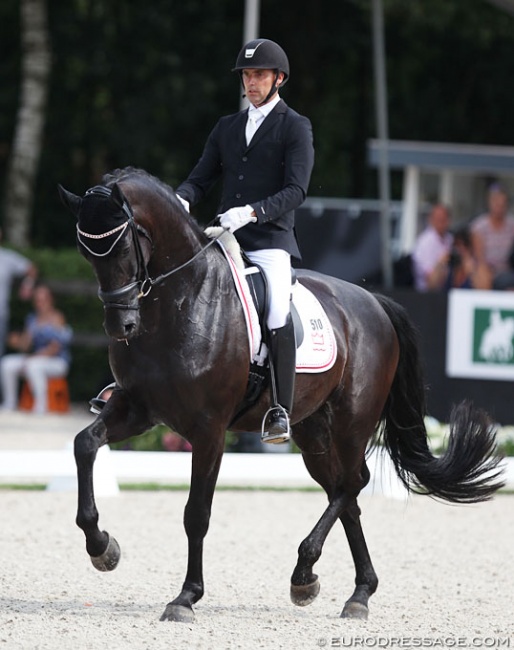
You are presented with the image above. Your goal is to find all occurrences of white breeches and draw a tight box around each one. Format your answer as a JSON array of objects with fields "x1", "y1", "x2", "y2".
[
  {"x1": 245, "y1": 248, "x2": 292, "y2": 330},
  {"x1": 0, "y1": 354, "x2": 69, "y2": 414}
]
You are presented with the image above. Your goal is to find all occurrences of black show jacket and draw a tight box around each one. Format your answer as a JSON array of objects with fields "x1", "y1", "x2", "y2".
[{"x1": 177, "y1": 99, "x2": 314, "y2": 259}]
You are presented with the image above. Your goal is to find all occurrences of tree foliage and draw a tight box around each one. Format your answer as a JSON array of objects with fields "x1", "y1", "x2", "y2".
[{"x1": 1, "y1": 0, "x2": 514, "y2": 247}]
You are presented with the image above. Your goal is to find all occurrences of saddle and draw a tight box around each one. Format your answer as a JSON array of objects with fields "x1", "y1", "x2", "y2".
[
  {"x1": 207, "y1": 228, "x2": 337, "y2": 425},
  {"x1": 207, "y1": 227, "x2": 303, "y2": 344},
  {"x1": 243, "y1": 261, "x2": 304, "y2": 347}
]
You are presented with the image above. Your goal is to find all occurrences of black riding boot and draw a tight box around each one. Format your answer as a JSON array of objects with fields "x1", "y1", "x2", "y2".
[{"x1": 261, "y1": 316, "x2": 296, "y2": 444}]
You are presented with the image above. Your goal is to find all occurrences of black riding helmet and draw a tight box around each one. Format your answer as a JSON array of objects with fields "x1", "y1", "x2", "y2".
[{"x1": 233, "y1": 39, "x2": 290, "y2": 105}]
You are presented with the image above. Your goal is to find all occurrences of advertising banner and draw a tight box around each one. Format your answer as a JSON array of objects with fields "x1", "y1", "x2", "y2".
[{"x1": 447, "y1": 289, "x2": 514, "y2": 380}]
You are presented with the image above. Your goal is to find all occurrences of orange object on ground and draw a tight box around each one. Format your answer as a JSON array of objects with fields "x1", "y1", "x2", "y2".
[{"x1": 18, "y1": 377, "x2": 70, "y2": 413}]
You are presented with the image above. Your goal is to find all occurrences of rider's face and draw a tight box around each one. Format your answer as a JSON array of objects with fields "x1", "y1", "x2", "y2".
[{"x1": 242, "y1": 68, "x2": 284, "y2": 107}]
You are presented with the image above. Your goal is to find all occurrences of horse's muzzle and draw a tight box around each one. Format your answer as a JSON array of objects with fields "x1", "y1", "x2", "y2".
[{"x1": 99, "y1": 281, "x2": 142, "y2": 339}]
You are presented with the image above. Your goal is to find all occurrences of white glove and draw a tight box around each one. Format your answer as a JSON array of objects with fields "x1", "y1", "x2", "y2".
[
  {"x1": 176, "y1": 194, "x2": 190, "y2": 213},
  {"x1": 218, "y1": 205, "x2": 256, "y2": 233}
]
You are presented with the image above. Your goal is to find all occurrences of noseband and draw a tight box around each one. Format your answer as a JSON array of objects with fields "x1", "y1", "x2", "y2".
[{"x1": 77, "y1": 185, "x2": 222, "y2": 311}]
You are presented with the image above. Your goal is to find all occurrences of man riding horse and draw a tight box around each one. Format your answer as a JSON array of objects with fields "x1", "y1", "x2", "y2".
[{"x1": 176, "y1": 39, "x2": 315, "y2": 443}]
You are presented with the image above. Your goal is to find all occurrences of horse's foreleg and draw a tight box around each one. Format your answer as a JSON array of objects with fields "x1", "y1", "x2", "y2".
[
  {"x1": 75, "y1": 398, "x2": 150, "y2": 572},
  {"x1": 74, "y1": 419, "x2": 120, "y2": 569},
  {"x1": 339, "y1": 498, "x2": 378, "y2": 620},
  {"x1": 160, "y1": 435, "x2": 225, "y2": 623}
]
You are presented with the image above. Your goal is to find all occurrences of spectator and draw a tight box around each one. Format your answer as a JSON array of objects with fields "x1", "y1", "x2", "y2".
[
  {"x1": 0, "y1": 227, "x2": 38, "y2": 356},
  {"x1": 412, "y1": 203, "x2": 453, "y2": 291},
  {"x1": 0, "y1": 284, "x2": 72, "y2": 414},
  {"x1": 470, "y1": 183, "x2": 514, "y2": 284},
  {"x1": 445, "y1": 225, "x2": 492, "y2": 290},
  {"x1": 491, "y1": 243, "x2": 514, "y2": 290}
]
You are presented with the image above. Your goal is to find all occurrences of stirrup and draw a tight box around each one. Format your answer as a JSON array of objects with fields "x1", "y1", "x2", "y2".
[
  {"x1": 261, "y1": 405, "x2": 291, "y2": 444},
  {"x1": 89, "y1": 382, "x2": 116, "y2": 414}
]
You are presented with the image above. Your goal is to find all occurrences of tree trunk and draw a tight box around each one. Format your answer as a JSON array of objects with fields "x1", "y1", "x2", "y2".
[{"x1": 4, "y1": 0, "x2": 51, "y2": 247}]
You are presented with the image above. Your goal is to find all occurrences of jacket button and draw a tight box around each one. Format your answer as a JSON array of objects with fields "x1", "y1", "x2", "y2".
[
  {"x1": 238, "y1": 175, "x2": 244, "y2": 180},
  {"x1": 242, "y1": 156, "x2": 248, "y2": 162},
  {"x1": 236, "y1": 193, "x2": 242, "y2": 199}
]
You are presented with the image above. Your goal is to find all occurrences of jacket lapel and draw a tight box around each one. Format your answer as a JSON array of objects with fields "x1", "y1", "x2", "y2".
[
  {"x1": 244, "y1": 100, "x2": 287, "y2": 152},
  {"x1": 234, "y1": 110, "x2": 249, "y2": 151}
]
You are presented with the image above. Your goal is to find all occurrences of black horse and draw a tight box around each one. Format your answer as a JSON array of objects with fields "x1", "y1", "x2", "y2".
[{"x1": 59, "y1": 167, "x2": 503, "y2": 623}]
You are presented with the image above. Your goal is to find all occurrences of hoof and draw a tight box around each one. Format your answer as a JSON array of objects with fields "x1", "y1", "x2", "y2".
[
  {"x1": 290, "y1": 577, "x2": 320, "y2": 607},
  {"x1": 160, "y1": 604, "x2": 195, "y2": 623},
  {"x1": 90, "y1": 534, "x2": 120, "y2": 572},
  {"x1": 341, "y1": 601, "x2": 369, "y2": 620}
]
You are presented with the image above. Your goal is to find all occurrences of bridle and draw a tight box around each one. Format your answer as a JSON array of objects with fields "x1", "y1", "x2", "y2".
[{"x1": 77, "y1": 185, "x2": 222, "y2": 311}]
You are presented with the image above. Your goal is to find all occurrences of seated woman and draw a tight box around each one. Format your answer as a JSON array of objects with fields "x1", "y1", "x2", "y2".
[{"x1": 0, "y1": 284, "x2": 72, "y2": 414}]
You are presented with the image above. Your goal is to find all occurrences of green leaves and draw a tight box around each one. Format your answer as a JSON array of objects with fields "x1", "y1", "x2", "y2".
[{"x1": 3, "y1": 0, "x2": 514, "y2": 245}]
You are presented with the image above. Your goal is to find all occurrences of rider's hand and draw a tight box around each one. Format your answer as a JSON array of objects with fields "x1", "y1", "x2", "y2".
[
  {"x1": 176, "y1": 194, "x2": 190, "y2": 213},
  {"x1": 218, "y1": 205, "x2": 256, "y2": 233}
]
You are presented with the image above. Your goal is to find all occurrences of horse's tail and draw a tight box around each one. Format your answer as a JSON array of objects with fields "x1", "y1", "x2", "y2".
[{"x1": 374, "y1": 294, "x2": 504, "y2": 503}]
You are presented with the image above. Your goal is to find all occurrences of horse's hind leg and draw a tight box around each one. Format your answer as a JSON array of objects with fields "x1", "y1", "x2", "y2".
[
  {"x1": 339, "y1": 493, "x2": 378, "y2": 620},
  {"x1": 291, "y1": 423, "x2": 378, "y2": 619},
  {"x1": 290, "y1": 472, "x2": 378, "y2": 620},
  {"x1": 290, "y1": 489, "x2": 348, "y2": 606}
]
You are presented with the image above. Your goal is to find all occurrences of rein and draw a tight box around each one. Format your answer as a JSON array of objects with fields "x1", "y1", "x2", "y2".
[{"x1": 78, "y1": 185, "x2": 223, "y2": 310}]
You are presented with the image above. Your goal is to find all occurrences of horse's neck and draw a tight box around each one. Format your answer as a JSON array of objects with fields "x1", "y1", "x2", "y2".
[
  {"x1": 149, "y1": 223, "x2": 231, "y2": 295},
  {"x1": 153, "y1": 215, "x2": 206, "y2": 271}
]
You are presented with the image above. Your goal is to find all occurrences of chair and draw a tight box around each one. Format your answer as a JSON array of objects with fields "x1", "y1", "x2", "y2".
[{"x1": 19, "y1": 377, "x2": 70, "y2": 413}]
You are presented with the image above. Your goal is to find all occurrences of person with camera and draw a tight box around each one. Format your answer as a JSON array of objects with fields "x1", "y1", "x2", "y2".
[
  {"x1": 413, "y1": 204, "x2": 492, "y2": 292},
  {"x1": 445, "y1": 225, "x2": 492, "y2": 290}
]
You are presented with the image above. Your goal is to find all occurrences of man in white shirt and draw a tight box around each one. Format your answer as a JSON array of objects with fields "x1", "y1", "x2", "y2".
[{"x1": 412, "y1": 204, "x2": 453, "y2": 292}]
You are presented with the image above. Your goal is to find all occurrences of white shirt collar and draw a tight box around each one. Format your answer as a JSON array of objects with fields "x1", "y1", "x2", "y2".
[{"x1": 248, "y1": 94, "x2": 281, "y2": 122}]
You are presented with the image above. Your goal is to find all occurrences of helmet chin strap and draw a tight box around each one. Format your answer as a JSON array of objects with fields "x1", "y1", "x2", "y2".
[{"x1": 258, "y1": 71, "x2": 281, "y2": 106}]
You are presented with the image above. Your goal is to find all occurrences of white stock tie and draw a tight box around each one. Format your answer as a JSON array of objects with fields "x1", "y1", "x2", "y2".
[{"x1": 245, "y1": 111, "x2": 260, "y2": 145}]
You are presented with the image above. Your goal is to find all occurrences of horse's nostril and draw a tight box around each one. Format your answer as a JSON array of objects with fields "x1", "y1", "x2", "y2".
[{"x1": 124, "y1": 322, "x2": 136, "y2": 335}]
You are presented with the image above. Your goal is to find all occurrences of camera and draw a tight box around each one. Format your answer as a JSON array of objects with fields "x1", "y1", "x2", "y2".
[{"x1": 448, "y1": 249, "x2": 461, "y2": 268}]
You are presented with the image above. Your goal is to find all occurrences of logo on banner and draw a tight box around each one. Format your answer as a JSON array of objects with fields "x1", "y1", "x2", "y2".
[{"x1": 473, "y1": 308, "x2": 514, "y2": 364}]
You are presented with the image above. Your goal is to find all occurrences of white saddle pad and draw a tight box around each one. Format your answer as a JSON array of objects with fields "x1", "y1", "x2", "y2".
[
  {"x1": 292, "y1": 281, "x2": 338, "y2": 373},
  {"x1": 221, "y1": 242, "x2": 337, "y2": 374}
]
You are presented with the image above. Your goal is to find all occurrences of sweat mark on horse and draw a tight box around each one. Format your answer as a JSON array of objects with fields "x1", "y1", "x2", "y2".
[{"x1": 58, "y1": 167, "x2": 504, "y2": 623}]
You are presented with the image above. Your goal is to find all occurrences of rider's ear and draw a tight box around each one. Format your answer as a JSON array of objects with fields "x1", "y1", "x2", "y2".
[
  {"x1": 58, "y1": 184, "x2": 82, "y2": 216},
  {"x1": 110, "y1": 183, "x2": 126, "y2": 209}
]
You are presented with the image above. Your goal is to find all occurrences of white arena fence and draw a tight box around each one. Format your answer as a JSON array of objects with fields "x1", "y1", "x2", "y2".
[{"x1": 0, "y1": 409, "x2": 512, "y2": 497}]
